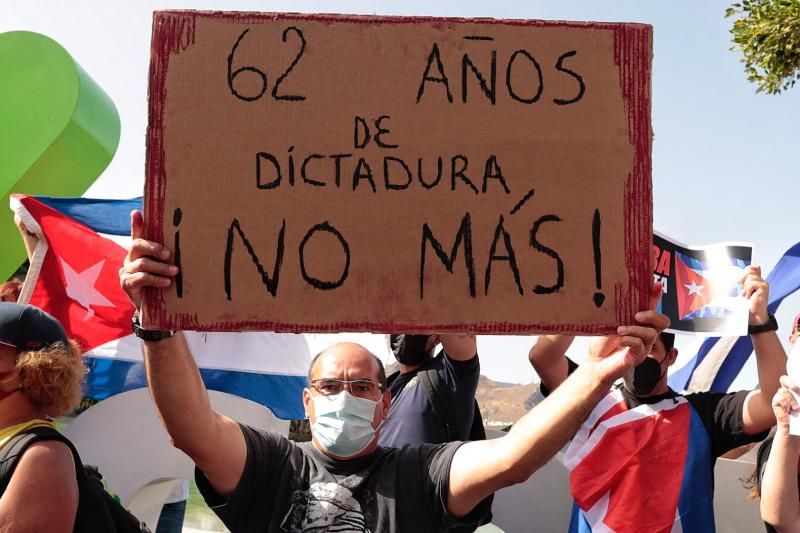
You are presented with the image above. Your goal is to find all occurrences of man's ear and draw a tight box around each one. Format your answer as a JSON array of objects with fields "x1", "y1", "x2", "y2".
[
  {"x1": 665, "y1": 347, "x2": 679, "y2": 367},
  {"x1": 302, "y1": 388, "x2": 314, "y2": 420}
]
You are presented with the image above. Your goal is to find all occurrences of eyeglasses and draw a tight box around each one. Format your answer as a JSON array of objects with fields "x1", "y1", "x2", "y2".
[{"x1": 310, "y1": 378, "x2": 383, "y2": 398}]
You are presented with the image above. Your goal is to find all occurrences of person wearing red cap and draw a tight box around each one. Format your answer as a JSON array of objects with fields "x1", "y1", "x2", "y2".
[{"x1": 0, "y1": 302, "x2": 86, "y2": 531}]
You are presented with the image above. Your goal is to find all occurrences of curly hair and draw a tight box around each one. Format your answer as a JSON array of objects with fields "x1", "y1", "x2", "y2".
[
  {"x1": 0, "y1": 279, "x2": 22, "y2": 302},
  {"x1": 16, "y1": 340, "x2": 86, "y2": 417}
]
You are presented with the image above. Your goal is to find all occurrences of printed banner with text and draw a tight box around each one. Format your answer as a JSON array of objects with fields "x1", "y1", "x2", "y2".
[{"x1": 653, "y1": 233, "x2": 751, "y2": 336}]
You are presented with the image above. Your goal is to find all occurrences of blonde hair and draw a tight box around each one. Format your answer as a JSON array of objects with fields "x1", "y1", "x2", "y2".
[{"x1": 16, "y1": 340, "x2": 86, "y2": 417}]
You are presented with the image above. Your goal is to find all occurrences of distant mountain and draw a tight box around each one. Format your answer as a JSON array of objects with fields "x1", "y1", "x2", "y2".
[
  {"x1": 384, "y1": 361, "x2": 540, "y2": 429},
  {"x1": 476, "y1": 374, "x2": 540, "y2": 428}
]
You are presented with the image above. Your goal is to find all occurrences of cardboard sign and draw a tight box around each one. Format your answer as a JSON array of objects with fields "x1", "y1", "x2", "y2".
[{"x1": 144, "y1": 11, "x2": 652, "y2": 334}]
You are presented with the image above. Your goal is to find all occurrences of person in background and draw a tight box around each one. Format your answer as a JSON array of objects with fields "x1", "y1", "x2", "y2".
[
  {"x1": 760, "y1": 376, "x2": 800, "y2": 533},
  {"x1": 790, "y1": 314, "x2": 800, "y2": 346},
  {"x1": 753, "y1": 312, "x2": 800, "y2": 532},
  {"x1": 379, "y1": 333, "x2": 480, "y2": 447},
  {"x1": 529, "y1": 267, "x2": 784, "y2": 532},
  {"x1": 0, "y1": 279, "x2": 22, "y2": 303},
  {"x1": 0, "y1": 302, "x2": 86, "y2": 531},
  {"x1": 380, "y1": 333, "x2": 487, "y2": 530}
]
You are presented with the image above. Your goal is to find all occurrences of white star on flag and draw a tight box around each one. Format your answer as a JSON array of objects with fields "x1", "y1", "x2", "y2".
[
  {"x1": 684, "y1": 280, "x2": 704, "y2": 296},
  {"x1": 60, "y1": 259, "x2": 115, "y2": 320}
]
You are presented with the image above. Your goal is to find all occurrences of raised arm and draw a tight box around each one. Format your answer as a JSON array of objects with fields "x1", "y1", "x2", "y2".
[
  {"x1": 439, "y1": 333, "x2": 477, "y2": 361},
  {"x1": 447, "y1": 285, "x2": 667, "y2": 517},
  {"x1": 120, "y1": 210, "x2": 246, "y2": 496},
  {"x1": 528, "y1": 334, "x2": 575, "y2": 392},
  {"x1": 741, "y1": 267, "x2": 785, "y2": 434},
  {"x1": 760, "y1": 377, "x2": 800, "y2": 533},
  {"x1": 13, "y1": 213, "x2": 39, "y2": 260}
]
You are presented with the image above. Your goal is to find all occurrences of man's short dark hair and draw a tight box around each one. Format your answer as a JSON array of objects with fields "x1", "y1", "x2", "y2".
[
  {"x1": 307, "y1": 345, "x2": 387, "y2": 388},
  {"x1": 659, "y1": 331, "x2": 675, "y2": 352}
]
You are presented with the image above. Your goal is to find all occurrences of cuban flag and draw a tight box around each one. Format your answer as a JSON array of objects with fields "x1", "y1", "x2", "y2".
[
  {"x1": 669, "y1": 241, "x2": 800, "y2": 393},
  {"x1": 10, "y1": 194, "x2": 391, "y2": 419},
  {"x1": 564, "y1": 389, "x2": 714, "y2": 532},
  {"x1": 674, "y1": 251, "x2": 746, "y2": 321}
]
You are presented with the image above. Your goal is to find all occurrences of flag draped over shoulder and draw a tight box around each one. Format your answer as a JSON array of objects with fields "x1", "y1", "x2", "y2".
[
  {"x1": 11, "y1": 195, "x2": 392, "y2": 420},
  {"x1": 669, "y1": 241, "x2": 800, "y2": 393},
  {"x1": 564, "y1": 390, "x2": 715, "y2": 532}
]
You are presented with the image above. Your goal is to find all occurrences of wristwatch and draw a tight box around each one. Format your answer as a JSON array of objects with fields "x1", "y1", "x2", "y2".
[
  {"x1": 131, "y1": 313, "x2": 174, "y2": 342},
  {"x1": 748, "y1": 314, "x2": 778, "y2": 335}
]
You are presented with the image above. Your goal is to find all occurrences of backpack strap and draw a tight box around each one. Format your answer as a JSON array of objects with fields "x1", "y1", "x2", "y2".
[
  {"x1": 0, "y1": 426, "x2": 83, "y2": 496},
  {"x1": 417, "y1": 355, "x2": 459, "y2": 442},
  {"x1": 386, "y1": 369, "x2": 400, "y2": 387}
]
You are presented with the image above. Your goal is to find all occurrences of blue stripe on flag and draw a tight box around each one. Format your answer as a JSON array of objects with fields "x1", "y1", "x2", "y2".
[
  {"x1": 711, "y1": 241, "x2": 800, "y2": 391},
  {"x1": 35, "y1": 196, "x2": 142, "y2": 236},
  {"x1": 568, "y1": 502, "x2": 592, "y2": 532},
  {"x1": 668, "y1": 337, "x2": 730, "y2": 392},
  {"x1": 83, "y1": 356, "x2": 307, "y2": 420},
  {"x1": 675, "y1": 407, "x2": 716, "y2": 531}
]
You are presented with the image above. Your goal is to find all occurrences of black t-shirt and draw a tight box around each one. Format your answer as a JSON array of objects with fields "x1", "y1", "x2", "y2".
[
  {"x1": 196, "y1": 424, "x2": 491, "y2": 532},
  {"x1": 623, "y1": 387, "x2": 765, "y2": 458},
  {"x1": 379, "y1": 351, "x2": 480, "y2": 447},
  {"x1": 541, "y1": 357, "x2": 768, "y2": 458}
]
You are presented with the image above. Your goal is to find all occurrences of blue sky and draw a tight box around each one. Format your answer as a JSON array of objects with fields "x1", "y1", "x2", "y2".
[{"x1": 4, "y1": 1, "x2": 798, "y2": 386}]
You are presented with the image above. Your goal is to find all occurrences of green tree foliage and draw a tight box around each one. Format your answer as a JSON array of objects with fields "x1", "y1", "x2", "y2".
[{"x1": 726, "y1": 0, "x2": 800, "y2": 94}]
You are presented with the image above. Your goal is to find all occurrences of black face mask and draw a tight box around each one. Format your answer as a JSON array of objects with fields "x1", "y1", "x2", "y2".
[
  {"x1": 623, "y1": 356, "x2": 666, "y2": 396},
  {"x1": 390, "y1": 334, "x2": 431, "y2": 366}
]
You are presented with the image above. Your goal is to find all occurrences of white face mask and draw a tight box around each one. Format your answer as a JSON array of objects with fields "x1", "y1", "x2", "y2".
[{"x1": 310, "y1": 391, "x2": 381, "y2": 458}]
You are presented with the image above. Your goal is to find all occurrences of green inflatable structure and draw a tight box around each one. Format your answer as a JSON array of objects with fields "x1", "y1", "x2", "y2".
[{"x1": 0, "y1": 31, "x2": 120, "y2": 280}]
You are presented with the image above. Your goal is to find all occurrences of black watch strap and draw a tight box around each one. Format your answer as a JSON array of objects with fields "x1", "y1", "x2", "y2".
[
  {"x1": 748, "y1": 314, "x2": 778, "y2": 335},
  {"x1": 132, "y1": 314, "x2": 174, "y2": 342}
]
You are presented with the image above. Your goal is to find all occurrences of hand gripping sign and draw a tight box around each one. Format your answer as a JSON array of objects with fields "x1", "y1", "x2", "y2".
[{"x1": 143, "y1": 11, "x2": 652, "y2": 335}]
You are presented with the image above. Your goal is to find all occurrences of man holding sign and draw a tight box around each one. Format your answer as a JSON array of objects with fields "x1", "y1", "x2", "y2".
[
  {"x1": 529, "y1": 265, "x2": 785, "y2": 532},
  {"x1": 121, "y1": 210, "x2": 667, "y2": 532}
]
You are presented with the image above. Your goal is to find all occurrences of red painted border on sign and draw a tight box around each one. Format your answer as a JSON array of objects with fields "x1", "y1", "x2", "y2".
[{"x1": 144, "y1": 11, "x2": 652, "y2": 334}]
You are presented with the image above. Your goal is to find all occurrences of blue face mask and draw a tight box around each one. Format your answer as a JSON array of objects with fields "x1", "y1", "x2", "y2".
[{"x1": 310, "y1": 391, "x2": 381, "y2": 458}]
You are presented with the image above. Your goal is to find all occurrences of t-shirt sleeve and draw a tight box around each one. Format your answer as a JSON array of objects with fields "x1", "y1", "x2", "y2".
[
  {"x1": 687, "y1": 390, "x2": 770, "y2": 457},
  {"x1": 442, "y1": 348, "x2": 479, "y2": 378},
  {"x1": 423, "y1": 441, "x2": 492, "y2": 529},
  {"x1": 539, "y1": 357, "x2": 579, "y2": 397},
  {"x1": 195, "y1": 423, "x2": 288, "y2": 531}
]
